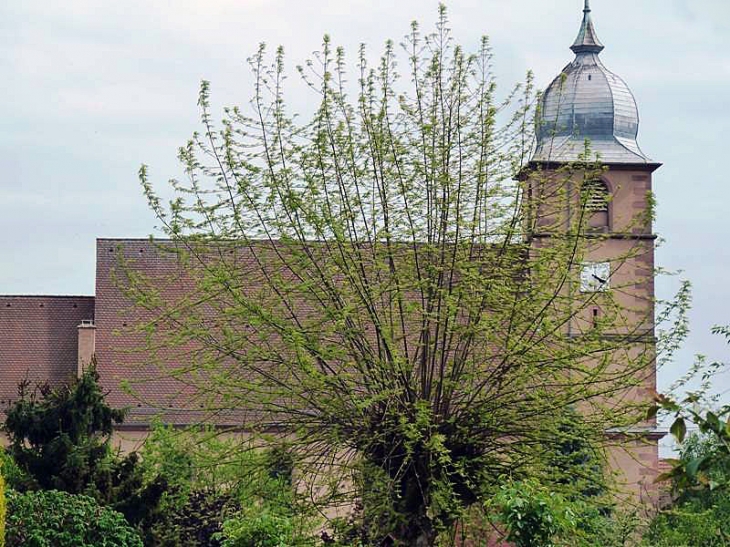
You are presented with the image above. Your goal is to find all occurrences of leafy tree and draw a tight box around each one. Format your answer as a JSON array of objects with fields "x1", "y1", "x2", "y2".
[
  {"x1": 218, "y1": 478, "x2": 312, "y2": 547},
  {"x1": 3, "y1": 362, "x2": 125, "y2": 494},
  {"x1": 652, "y1": 325, "x2": 730, "y2": 493},
  {"x1": 643, "y1": 434, "x2": 730, "y2": 546},
  {"x1": 544, "y1": 409, "x2": 609, "y2": 503},
  {"x1": 131, "y1": 6, "x2": 672, "y2": 544},
  {"x1": 5, "y1": 489, "x2": 142, "y2": 547},
  {"x1": 647, "y1": 325, "x2": 730, "y2": 546},
  {"x1": 0, "y1": 449, "x2": 30, "y2": 492},
  {"x1": 131, "y1": 423, "x2": 305, "y2": 547}
]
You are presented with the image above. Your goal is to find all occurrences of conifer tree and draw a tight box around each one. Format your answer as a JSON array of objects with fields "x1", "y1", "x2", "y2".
[{"x1": 4, "y1": 362, "x2": 125, "y2": 494}]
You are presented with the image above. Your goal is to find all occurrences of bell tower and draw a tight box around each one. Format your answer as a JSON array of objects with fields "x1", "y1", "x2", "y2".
[{"x1": 527, "y1": 0, "x2": 663, "y2": 502}]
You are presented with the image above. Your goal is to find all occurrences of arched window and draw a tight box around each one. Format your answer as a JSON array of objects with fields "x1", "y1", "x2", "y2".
[{"x1": 582, "y1": 179, "x2": 610, "y2": 229}]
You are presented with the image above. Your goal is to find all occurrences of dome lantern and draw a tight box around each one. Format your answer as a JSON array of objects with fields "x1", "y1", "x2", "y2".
[{"x1": 571, "y1": 0, "x2": 604, "y2": 55}]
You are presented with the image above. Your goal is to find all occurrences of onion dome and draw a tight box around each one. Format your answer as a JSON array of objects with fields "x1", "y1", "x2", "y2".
[{"x1": 532, "y1": 1, "x2": 653, "y2": 164}]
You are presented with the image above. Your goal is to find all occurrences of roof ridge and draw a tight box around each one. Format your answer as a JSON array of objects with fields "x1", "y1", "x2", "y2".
[{"x1": 0, "y1": 294, "x2": 94, "y2": 299}]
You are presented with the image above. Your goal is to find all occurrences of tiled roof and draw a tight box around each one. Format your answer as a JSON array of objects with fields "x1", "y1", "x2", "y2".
[
  {"x1": 92, "y1": 239, "x2": 526, "y2": 427},
  {"x1": 0, "y1": 295, "x2": 94, "y2": 408},
  {"x1": 95, "y1": 238, "x2": 244, "y2": 426}
]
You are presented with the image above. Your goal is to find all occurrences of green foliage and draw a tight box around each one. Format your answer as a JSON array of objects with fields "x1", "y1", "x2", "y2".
[
  {"x1": 488, "y1": 479, "x2": 578, "y2": 547},
  {"x1": 643, "y1": 433, "x2": 730, "y2": 546},
  {"x1": 653, "y1": 324, "x2": 730, "y2": 493},
  {"x1": 218, "y1": 477, "x2": 309, "y2": 547},
  {"x1": 139, "y1": 422, "x2": 254, "y2": 499},
  {"x1": 0, "y1": 473, "x2": 6, "y2": 547},
  {"x1": 132, "y1": 5, "x2": 681, "y2": 544},
  {"x1": 1, "y1": 369, "x2": 173, "y2": 544},
  {"x1": 0, "y1": 450, "x2": 26, "y2": 499},
  {"x1": 150, "y1": 489, "x2": 238, "y2": 547},
  {"x1": 5, "y1": 489, "x2": 142, "y2": 547},
  {"x1": 675, "y1": 433, "x2": 730, "y2": 502},
  {"x1": 130, "y1": 423, "x2": 309, "y2": 547},
  {"x1": 94, "y1": 454, "x2": 172, "y2": 546},
  {"x1": 542, "y1": 410, "x2": 610, "y2": 502},
  {"x1": 643, "y1": 497, "x2": 730, "y2": 546},
  {"x1": 216, "y1": 445, "x2": 314, "y2": 547},
  {"x1": 3, "y1": 362, "x2": 126, "y2": 494},
  {"x1": 643, "y1": 323, "x2": 730, "y2": 546},
  {"x1": 126, "y1": 424, "x2": 238, "y2": 546},
  {"x1": 580, "y1": 509, "x2": 641, "y2": 547}
]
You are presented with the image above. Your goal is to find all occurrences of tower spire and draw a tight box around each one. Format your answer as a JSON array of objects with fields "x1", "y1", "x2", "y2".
[{"x1": 571, "y1": 0, "x2": 604, "y2": 54}]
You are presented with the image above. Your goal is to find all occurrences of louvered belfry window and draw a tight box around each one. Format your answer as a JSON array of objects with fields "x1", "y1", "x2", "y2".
[
  {"x1": 582, "y1": 179, "x2": 609, "y2": 229},
  {"x1": 583, "y1": 179, "x2": 609, "y2": 211}
]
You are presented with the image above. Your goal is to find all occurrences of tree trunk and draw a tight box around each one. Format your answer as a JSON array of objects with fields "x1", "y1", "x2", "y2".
[
  {"x1": 413, "y1": 529, "x2": 436, "y2": 547},
  {"x1": 397, "y1": 514, "x2": 436, "y2": 547}
]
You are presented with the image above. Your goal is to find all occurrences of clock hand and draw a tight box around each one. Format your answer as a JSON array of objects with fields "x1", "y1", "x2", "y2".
[{"x1": 592, "y1": 274, "x2": 606, "y2": 284}]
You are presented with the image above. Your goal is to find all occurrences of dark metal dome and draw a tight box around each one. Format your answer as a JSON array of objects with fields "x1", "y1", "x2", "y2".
[{"x1": 532, "y1": 1, "x2": 653, "y2": 164}]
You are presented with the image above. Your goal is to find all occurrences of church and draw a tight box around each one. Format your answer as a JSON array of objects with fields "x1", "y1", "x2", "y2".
[{"x1": 0, "y1": 1, "x2": 663, "y2": 503}]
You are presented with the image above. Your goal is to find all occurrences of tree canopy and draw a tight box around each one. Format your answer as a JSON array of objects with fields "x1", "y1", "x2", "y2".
[{"x1": 131, "y1": 7, "x2": 670, "y2": 544}]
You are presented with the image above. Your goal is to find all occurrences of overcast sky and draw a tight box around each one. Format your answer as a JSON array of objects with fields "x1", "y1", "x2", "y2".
[{"x1": 2, "y1": 0, "x2": 729, "y2": 418}]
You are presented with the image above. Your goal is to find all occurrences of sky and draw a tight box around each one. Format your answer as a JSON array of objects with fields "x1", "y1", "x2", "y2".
[{"x1": 1, "y1": 0, "x2": 729, "y2": 427}]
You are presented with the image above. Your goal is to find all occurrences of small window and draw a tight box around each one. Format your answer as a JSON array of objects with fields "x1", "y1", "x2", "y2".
[{"x1": 582, "y1": 179, "x2": 609, "y2": 229}]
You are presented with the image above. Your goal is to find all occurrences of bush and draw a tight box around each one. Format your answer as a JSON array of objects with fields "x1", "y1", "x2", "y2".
[
  {"x1": 5, "y1": 489, "x2": 142, "y2": 547},
  {"x1": 217, "y1": 456, "x2": 314, "y2": 547},
  {"x1": 219, "y1": 505, "x2": 297, "y2": 547},
  {"x1": 0, "y1": 473, "x2": 6, "y2": 547},
  {"x1": 642, "y1": 433, "x2": 730, "y2": 546},
  {"x1": 487, "y1": 479, "x2": 578, "y2": 547},
  {"x1": 0, "y1": 450, "x2": 29, "y2": 493},
  {"x1": 643, "y1": 496, "x2": 730, "y2": 547}
]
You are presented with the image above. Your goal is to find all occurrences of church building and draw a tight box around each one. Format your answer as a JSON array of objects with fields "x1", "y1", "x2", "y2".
[{"x1": 0, "y1": 1, "x2": 663, "y2": 502}]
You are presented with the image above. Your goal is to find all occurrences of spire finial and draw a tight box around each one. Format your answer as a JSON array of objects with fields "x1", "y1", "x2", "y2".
[{"x1": 571, "y1": 0, "x2": 604, "y2": 54}]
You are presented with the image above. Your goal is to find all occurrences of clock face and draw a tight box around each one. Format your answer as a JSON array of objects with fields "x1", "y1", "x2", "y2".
[{"x1": 580, "y1": 262, "x2": 610, "y2": 293}]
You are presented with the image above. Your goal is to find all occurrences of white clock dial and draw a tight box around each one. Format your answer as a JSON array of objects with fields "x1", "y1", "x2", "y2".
[{"x1": 580, "y1": 261, "x2": 610, "y2": 293}]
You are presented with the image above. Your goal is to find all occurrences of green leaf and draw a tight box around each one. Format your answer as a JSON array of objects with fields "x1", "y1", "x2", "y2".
[
  {"x1": 705, "y1": 411, "x2": 722, "y2": 434},
  {"x1": 646, "y1": 405, "x2": 659, "y2": 420},
  {"x1": 670, "y1": 417, "x2": 687, "y2": 443},
  {"x1": 685, "y1": 455, "x2": 705, "y2": 479}
]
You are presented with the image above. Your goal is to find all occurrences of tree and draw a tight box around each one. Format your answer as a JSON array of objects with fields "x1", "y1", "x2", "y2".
[
  {"x1": 653, "y1": 325, "x2": 730, "y2": 493},
  {"x1": 644, "y1": 433, "x2": 730, "y2": 546},
  {"x1": 647, "y1": 325, "x2": 730, "y2": 545},
  {"x1": 3, "y1": 362, "x2": 125, "y2": 494},
  {"x1": 131, "y1": 6, "x2": 668, "y2": 544}
]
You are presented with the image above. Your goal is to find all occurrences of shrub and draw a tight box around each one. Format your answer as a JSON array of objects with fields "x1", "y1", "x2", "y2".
[
  {"x1": 642, "y1": 432, "x2": 730, "y2": 546},
  {"x1": 217, "y1": 459, "x2": 315, "y2": 547},
  {"x1": 0, "y1": 473, "x2": 6, "y2": 547},
  {"x1": 643, "y1": 489, "x2": 730, "y2": 546},
  {"x1": 488, "y1": 479, "x2": 578, "y2": 547},
  {"x1": 219, "y1": 506, "x2": 296, "y2": 547},
  {"x1": 5, "y1": 489, "x2": 142, "y2": 547}
]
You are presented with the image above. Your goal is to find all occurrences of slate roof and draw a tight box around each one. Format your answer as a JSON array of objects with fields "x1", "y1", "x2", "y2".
[{"x1": 0, "y1": 295, "x2": 94, "y2": 408}]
